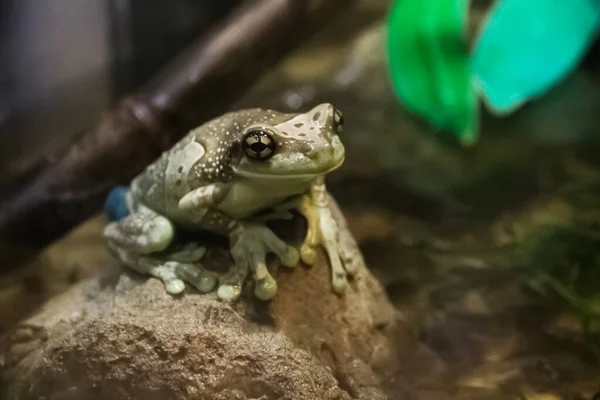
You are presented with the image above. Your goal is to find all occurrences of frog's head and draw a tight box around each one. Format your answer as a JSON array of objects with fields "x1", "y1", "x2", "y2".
[{"x1": 231, "y1": 103, "x2": 345, "y2": 180}]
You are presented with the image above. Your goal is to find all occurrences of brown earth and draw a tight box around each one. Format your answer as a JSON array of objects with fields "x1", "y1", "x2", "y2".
[{"x1": 0, "y1": 199, "x2": 448, "y2": 400}]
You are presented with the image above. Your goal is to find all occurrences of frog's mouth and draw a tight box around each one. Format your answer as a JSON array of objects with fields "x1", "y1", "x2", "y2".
[{"x1": 232, "y1": 156, "x2": 345, "y2": 180}]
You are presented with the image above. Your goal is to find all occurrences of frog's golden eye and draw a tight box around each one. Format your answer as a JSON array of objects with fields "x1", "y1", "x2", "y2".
[
  {"x1": 333, "y1": 108, "x2": 344, "y2": 135},
  {"x1": 242, "y1": 130, "x2": 276, "y2": 161}
]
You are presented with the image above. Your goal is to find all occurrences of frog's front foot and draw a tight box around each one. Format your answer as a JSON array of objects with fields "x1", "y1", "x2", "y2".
[
  {"x1": 220, "y1": 223, "x2": 299, "y2": 301},
  {"x1": 300, "y1": 196, "x2": 358, "y2": 294}
]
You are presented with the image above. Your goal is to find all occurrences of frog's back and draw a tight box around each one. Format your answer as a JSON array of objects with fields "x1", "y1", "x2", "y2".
[
  {"x1": 130, "y1": 150, "x2": 170, "y2": 213},
  {"x1": 128, "y1": 108, "x2": 293, "y2": 219}
]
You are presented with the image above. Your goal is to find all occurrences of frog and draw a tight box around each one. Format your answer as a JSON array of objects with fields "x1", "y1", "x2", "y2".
[{"x1": 103, "y1": 103, "x2": 358, "y2": 301}]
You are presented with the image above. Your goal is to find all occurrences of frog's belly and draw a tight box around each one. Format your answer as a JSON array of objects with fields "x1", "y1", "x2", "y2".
[{"x1": 217, "y1": 178, "x2": 313, "y2": 220}]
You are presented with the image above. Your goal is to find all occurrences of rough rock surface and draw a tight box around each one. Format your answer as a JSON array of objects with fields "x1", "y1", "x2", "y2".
[{"x1": 0, "y1": 199, "x2": 445, "y2": 400}]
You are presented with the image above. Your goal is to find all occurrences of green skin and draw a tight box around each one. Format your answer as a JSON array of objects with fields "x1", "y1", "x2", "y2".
[{"x1": 103, "y1": 103, "x2": 358, "y2": 301}]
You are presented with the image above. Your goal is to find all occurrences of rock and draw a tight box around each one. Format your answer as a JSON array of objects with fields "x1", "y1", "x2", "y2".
[{"x1": 0, "y1": 198, "x2": 446, "y2": 400}]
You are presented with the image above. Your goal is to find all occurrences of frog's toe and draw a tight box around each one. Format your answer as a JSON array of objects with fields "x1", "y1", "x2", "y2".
[
  {"x1": 280, "y1": 247, "x2": 300, "y2": 268},
  {"x1": 170, "y1": 259, "x2": 217, "y2": 294},
  {"x1": 216, "y1": 257, "x2": 249, "y2": 300},
  {"x1": 217, "y1": 284, "x2": 243, "y2": 300},
  {"x1": 143, "y1": 261, "x2": 185, "y2": 295},
  {"x1": 340, "y1": 246, "x2": 360, "y2": 277},
  {"x1": 331, "y1": 270, "x2": 348, "y2": 294},
  {"x1": 300, "y1": 243, "x2": 317, "y2": 265},
  {"x1": 191, "y1": 275, "x2": 217, "y2": 293},
  {"x1": 254, "y1": 275, "x2": 277, "y2": 301},
  {"x1": 260, "y1": 230, "x2": 299, "y2": 268},
  {"x1": 324, "y1": 244, "x2": 349, "y2": 295},
  {"x1": 165, "y1": 278, "x2": 186, "y2": 295},
  {"x1": 248, "y1": 249, "x2": 280, "y2": 299}
]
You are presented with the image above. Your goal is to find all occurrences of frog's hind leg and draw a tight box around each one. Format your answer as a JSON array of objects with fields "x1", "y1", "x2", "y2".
[
  {"x1": 106, "y1": 242, "x2": 186, "y2": 294},
  {"x1": 103, "y1": 204, "x2": 175, "y2": 255},
  {"x1": 103, "y1": 193, "x2": 219, "y2": 295},
  {"x1": 140, "y1": 254, "x2": 217, "y2": 295},
  {"x1": 215, "y1": 257, "x2": 249, "y2": 301},
  {"x1": 103, "y1": 204, "x2": 181, "y2": 292},
  {"x1": 107, "y1": 238, "x2": 217, "y2": 295}
]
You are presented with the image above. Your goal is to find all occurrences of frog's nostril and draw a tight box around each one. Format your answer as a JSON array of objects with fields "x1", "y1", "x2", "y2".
[{"x1": 333, "y1": 109, "x2": 343, "y2": 135}]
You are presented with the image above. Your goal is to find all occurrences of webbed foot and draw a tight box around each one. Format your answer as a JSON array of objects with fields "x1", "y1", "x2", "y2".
[
  {"x1": 299, "y1": 194, "x2": 358, "y2": 294},
  {"x1": 222, "y1": 222, "x2": 299, "y2": 301},
  {"x1": 107, "y1": 242, "x2": 218, "y2": 295}
]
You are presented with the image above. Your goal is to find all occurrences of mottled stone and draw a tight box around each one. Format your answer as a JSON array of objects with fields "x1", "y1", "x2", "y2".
[{"x1": 0, "y1": 199, "x2": 443, "y2": 400}]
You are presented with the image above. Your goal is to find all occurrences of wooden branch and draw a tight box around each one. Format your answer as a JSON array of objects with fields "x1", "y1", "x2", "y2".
[{"x1": 0, "y1": 0, "x2": 352, "y2": 267}]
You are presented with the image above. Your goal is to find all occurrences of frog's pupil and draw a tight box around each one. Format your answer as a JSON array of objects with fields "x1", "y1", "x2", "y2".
[{"x1": 250, "y1": 142, "x2": 267, "y2": 152}]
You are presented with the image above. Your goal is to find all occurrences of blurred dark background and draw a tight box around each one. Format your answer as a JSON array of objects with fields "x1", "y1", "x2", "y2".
[{"x1": 0, "y1": 0, "x2": 241, "y2": 185}]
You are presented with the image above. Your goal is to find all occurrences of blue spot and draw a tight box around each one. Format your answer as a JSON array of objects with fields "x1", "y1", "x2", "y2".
[{"x1": 104, "y1": 186, "x2": 130, "y2": 221}]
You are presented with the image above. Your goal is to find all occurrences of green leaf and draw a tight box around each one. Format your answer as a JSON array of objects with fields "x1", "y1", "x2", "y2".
[{"x1": 386, "y1": 0, "x2": 478, "y2": 145}]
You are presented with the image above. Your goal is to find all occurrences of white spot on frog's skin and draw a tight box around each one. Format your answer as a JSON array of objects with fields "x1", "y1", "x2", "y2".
[
  {"x1": 165, "y1": 138, "x2": 205, "y2": 215},
  {"x1": 274, "y1": 104, "x2": 333, "y2": 142}
]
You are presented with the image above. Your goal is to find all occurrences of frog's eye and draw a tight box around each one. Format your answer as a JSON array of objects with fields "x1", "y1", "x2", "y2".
[
  {"x1": 242, "y1": 130, "x2": 276, "y2": 161},
  {"x1": 333, "y1": 108, "x2": 344, "y2": 135}
]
